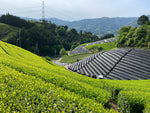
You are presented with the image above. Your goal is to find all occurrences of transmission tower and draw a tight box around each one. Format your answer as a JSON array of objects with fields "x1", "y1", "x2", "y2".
[{"x1": 42, "y1": 1, "x2": 45, "y2": 21}]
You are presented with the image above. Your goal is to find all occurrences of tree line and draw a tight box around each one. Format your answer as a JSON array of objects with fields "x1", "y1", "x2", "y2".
[
  {"x1": 116, "y1": 15, "x2": 150, "y2": 49},
  {"x1": 0, "y1": 14, "x2": 99, "y2": 56},
  {"x1": 0, "y1": 13, "x2": 34, "y2": 29}
]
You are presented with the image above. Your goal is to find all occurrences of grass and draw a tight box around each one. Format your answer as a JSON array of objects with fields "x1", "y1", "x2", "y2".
[
  {"x1": 71, "y1": 43, "x2": 88, "y2": 51},
  {"x1": 71, "y1": 38, "x2": 116, "y2": 52},
  {"x1": 100, "y1": 80, "x2": 150, "y2": 113},
  {"x1": 61, "y1": 38, "x2": 117, "y2": 63},
  {"x1": 85, "y1": 41, "x2": 117, "y2": 52},
  {"x1": 60, "y1": 53, "x2": 93, "y2": 63},
  {"x1": 0, "y1": 22, "x2": 19, "y2": 41},
  {"x1": 62, "y1": 40, "x2": 117, "y2": 63}
]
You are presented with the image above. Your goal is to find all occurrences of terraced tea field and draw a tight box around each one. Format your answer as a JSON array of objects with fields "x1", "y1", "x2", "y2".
[
  {"x1": 69, "y1": 48, "x2": 150, "y2": 80},
  {"x1": 0, "y1": 41, "x2": 115, "y2": 112},
  {"x1": 0, "y1": 40, "x2": 150, "y2": 112},
  {"x1": 70, "y1": 38, "x2": 116, "y2": 55}
]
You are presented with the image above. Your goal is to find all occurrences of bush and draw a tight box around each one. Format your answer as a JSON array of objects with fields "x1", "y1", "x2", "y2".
[
  {"x1": 137, "y1": 15, "x2": 149, "y2": 25},
  {"x1": 148, "y1": 42, "x2": 150, "y2": 48},
  {"x1": 117, "y1": 91, "x2": 150, "y2": 113},
  {"x1": 143, "y1": 104, "x2": 150, "y2": 113},
  {"x1": 86, "y1": 42, "x2": 116, "y2": 52},
  {"x1": 116, "y1": 23, "x2": 150, "y2": 48},
  {"x1": 59, "y1": 48, "x2": 66, "y2": 56}
]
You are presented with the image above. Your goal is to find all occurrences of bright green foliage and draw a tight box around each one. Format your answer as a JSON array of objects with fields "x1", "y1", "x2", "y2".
[
  {"x1": 86, "y1": 41, "x2": 117, "y2": 53},
  {"x1": 148, "y1": 42, "x2": 150, "y2": 48},
  {"x1": 117, "y1": 91, "x2": 150, "y2": 113},
  {"x1": 59, "y1": 48, "x2": 66, "y2": 56},
  {"x1": 0, "y1": 64, "x2": 112, "y2": 112},
  {"x1": 60, "y1": 53, "x2": 93, "y2": 63},
  {"x1": 118, "y1": 26, "x2": 131, "y2": 34},
  {"x1": 116, "y1": 23, "x2": 150, "y2": 48},
  {"x1": 143, "y1": 103, "x2": 150, "y2": 113},
  {"x1": 0, "y1": 41, "x2": 115, "y2": 112},
  {"x1": 1, "y1": 40, "x2": 150, "y2": 112},
  {"x1": 0, "y1": 23, "x2": 18, "y2": 42},
  {"x1": 100, "y1": 80, "x2": 150, "y2": 113}
]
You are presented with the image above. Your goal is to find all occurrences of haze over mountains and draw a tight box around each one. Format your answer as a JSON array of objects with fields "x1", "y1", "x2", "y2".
[
  {"x1": 1, "y1": 14, "x2": 150, "y2": 37},
  {"x1": 48, "y1": 16, "x2": 150, "y2": 37},
  {"x1": 48, "y1": 17, "x2": 140, "y2": 37}
]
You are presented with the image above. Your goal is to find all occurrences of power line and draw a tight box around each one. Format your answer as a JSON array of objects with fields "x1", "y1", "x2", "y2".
[
  {"x1": 0, "y1": 2, "x2": 78, "y2": 21},
  {"x1": 0, "y1": 6, "x2": 41, "y2": 18},
  {"x1": 42, "y1": 1, "x2": 45, "y2": 21},
  {"x1": 45, "y1": 7, "x2": 76, "y2": 21},
  {"x1": 0, "y1": 6, "x2": 39, "y2": 10}
]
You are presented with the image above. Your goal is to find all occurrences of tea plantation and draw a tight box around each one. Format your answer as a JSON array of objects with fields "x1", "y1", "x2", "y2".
[
  {"x1": 0, "y1": 40, "x2": 150, "y2": 112},
  {"x1": 0, "y1": 41, "x2": 115, "y2": 112}
]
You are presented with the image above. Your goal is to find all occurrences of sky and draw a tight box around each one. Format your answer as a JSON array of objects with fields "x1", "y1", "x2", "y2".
[{"x1": 0, "y1": 0, "x2": 150, "y2": 21}]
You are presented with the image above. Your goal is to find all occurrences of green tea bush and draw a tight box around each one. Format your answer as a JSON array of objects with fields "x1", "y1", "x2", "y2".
[{"x1": 0, "y1": 41, "x2": 115, "y2": 112}]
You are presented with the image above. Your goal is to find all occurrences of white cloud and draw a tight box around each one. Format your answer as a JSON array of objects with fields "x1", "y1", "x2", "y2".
[{"x1": 0, "y1": 0, "x2": 150, "y2": 20}]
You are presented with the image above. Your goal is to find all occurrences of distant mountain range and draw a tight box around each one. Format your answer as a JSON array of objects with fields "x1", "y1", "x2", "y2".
[
  {"x1": 47, "y1": 17, "x2": 140, "y2": 37},
  {"x1": 47, "y1": 16, "x2": 150, "y2": 37},
  {"x1": 1, "y1": 14, "x2": 150, "y2": 37}
]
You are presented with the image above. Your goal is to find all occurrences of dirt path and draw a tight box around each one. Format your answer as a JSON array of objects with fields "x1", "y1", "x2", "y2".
[
  {"x1": 56, "y1": 57, "x2": 62, "y2": 62},
  {"x1": 110, "y1": 102, "x2": 118, "y2": 111},
  {"x1": 52, "y1": 58, "x2": 68, "y2": 66}
]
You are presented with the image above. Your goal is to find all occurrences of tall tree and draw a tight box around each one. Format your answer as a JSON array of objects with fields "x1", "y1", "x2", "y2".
[{"x1": 137, "y1": 15, "x2": 149, "y2": 25}]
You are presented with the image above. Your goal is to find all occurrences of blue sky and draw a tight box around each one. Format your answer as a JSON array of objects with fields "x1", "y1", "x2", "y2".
[{"x1": 0, "y1": 0, "x2": 150, "y2": 21}]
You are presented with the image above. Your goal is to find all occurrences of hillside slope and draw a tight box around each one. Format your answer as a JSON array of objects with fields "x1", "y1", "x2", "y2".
[
  {"x1": 70, "y1": 38, "x2": 116, "y2": 55},
  {"x1": 0, "y1": 40, "x2": 114, "y2": 112},
  {"x1": 116, "y1": 23, "x2": 150, "y2": 49},
  {"x1": 0, "y1": 41, "x2": 150, "y2": 112},
  {"x1": 0, "y1": 14, "x2": 99, "y2": 56},
  {"x1": 68, "y1": 48, "x2": 150, "y2": 80},
  {"x1": 49, "y1": 17, "x2": 139, "y2": 37},
  {"x1": 0, "y1": 23, "x2": 18, "y2": 42}
]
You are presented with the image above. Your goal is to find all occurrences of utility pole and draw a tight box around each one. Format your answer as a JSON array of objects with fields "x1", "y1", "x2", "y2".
[
  {"x1": 42, "y1": 1, "x2": 45, "y2": 22},
  {"x1": 16, "y1": 29, "x2": 21, "y2": 47},
  {"x1": 55, "y1": 49, "x2": 57, "y2": 57},
  {"x1": 34, "y1": 41, "x2": 39, "y2": 55}
]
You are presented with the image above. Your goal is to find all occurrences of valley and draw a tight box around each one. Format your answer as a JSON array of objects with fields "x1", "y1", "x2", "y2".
[{"x1": 0, "y1": 14, "x2": 150, "y2": 113}]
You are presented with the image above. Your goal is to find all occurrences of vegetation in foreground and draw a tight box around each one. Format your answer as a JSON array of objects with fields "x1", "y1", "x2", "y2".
[
  {"x1": 0, "y1": 40, "x2": 115, "y2": 112},
  {"x1": 0, "y1": 14, "x2": 150, "y2": 113},
  {"x1": 0, "y1": 40, "x2": 150, "y2": 112}
]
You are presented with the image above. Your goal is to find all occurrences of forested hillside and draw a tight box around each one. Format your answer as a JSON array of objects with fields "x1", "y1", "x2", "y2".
[
  {"x1": 49, "y1": 17, "x2": 140, "y2": 37},
  {"x1": 116, "y1": 16, "x2": 150, "y2": 49},
  {"x1": 0, "y1": 14, "x2": 99, "y2": 56}
]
